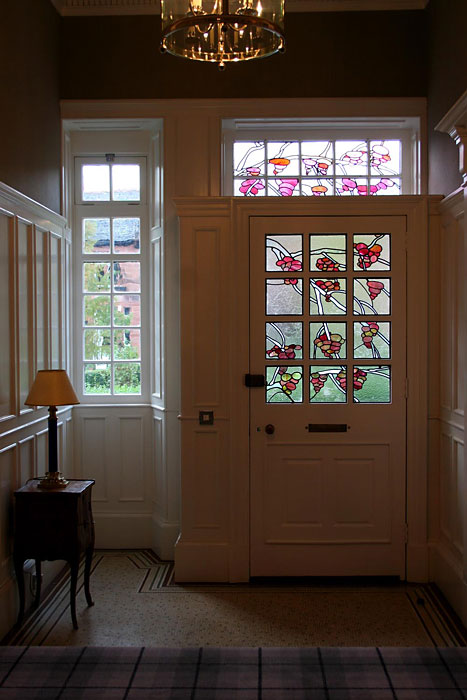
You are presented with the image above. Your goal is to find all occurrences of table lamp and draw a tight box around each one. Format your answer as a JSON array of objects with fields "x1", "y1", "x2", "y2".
[{"x1": 25, "y1": 369, "x2": 80, "y2": 489}]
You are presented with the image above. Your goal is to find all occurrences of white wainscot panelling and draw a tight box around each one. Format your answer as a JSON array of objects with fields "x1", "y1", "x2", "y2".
[
  {"x1": 36, "y1": 428, "x2": 49, "y2": 478},
  {"x1": 0, "y1": 211, "x2": 12, "y2": 420},
  {"x1": 0, "y1": 444, "x2": 17, "y2": 638},
  {"x1": 18, "y1": 436, "x2": 35, "y2": 485},
  {"x1": 80, "y1": 416, "x2": 108, "y2": 501},
  {"x1": 16, "y1": 219, "x2": 32, "y2": 413},
  {"x1": 439, "y1": 427, "x2": 464, "y2": 557},
  {"x1": 118, "y1": 416, "x2": 145, "y2": 502}
]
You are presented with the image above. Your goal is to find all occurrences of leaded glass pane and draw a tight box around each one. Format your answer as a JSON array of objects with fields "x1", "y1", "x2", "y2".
[
  {"x1": 266, "y1": 322, "x2": 303, "y2": 359},
  {"x1": 353, "y1": 234, "x2": 390, "y2": 271},
  {"x1": 310, "y1": 278, "x2": 346, "y2": 315},
  {"x1": 336, "y1": 178, "x2": 368, "y2": 196},
  {"x1": 114, "y1": 363, "x2": 141, "y2": 394},
  {"x1": 84, "y1": 295, "x2": 111, "y2": 326},
  {"x1": 84, "y1": 363, "x2": 111, "y2": 394},
  {"x1": 310, "y1": 234, "x2": 346, "y2": 272},
  {"x1": 310, "y1": 365, "x2": 347, "y2": 403},
  {"x1": 302, "y1": 179, "x2": 333, "y2": 197},
  {"x1": 310, "y1": 322, "x2": 346, "y2": 359},
  {"x1": 112, "y1": 164, "x2": 140, "y2": 201},
  {"x1": 114, "y1": 329, "x2": 140, "y2": 360},
  {"x1": 353, "y1": 278, "x2": 391, "y2": 316},
  {"x1": 113, "y1": 218, "x2": 140, "y2": 253},
  {"x1": 370, "y1": 178, "x2": 401, "y2": 195},
  {"x1": 234, "y1": 178, "x2": 265, "y2": 196},
  {"x1": 113, "y1": 262, "x2": 140, "y2": 293},
  {"x1": 266, "y1": 234, "x2": 302, "y2": 272},
  {"x1": 82, "y1": 165, "x2": 110, "y2": 202},
  {"x1": 267, "y1": 142, "x2": 300, "y2": 176},
  {"x1": 353, "y1": 365, "x2": 391, "y2": 403},
  {"x1": 84, "y1": 329, "x2": 111, "y2": 361},
  {"x1": 301, "y1": 142, "x2": 333, "y2": 176},
  {"x1": 353, "y1": 321, "x2": 391, "y2": 359},
  {"x1": 113, "y1": 294, "x2": 140, "y2": 327},
  {"x1": 370, "y1": 140, "x2": 400, "y2": 176},
  {"x1": 335, "y1": 141, "x2": 368, "y2": 176},
  {"x1": 266, "y1": 278, "x2": 303, "y2": 315},
  {"x1": 266, "y1": 366, "x2": 303, "y2": 403},
  {"x1": 83, "y1": 262, "x2": 111, "y2": 292},
  {"x1": 83, "y1": 218, "x2": 110, "y2": 253},
  {"x1": 233, "y1": 141, "x2": 266, "y2": 176},
  {"x1": 268, "y1": 180, "x2": 300, "y2": 197}
]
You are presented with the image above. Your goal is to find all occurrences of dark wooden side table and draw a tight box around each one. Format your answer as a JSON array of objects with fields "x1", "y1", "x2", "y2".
[{"x1": 13, "y1": 479, "x2": 95, "y2": 630}]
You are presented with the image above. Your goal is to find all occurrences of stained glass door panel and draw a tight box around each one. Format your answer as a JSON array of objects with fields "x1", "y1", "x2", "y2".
[{"x1": 250, "y1": 215, "x2": 407, "y2": 577}]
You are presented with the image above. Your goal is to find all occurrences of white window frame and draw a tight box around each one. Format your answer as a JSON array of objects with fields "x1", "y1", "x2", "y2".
[
  {"x1": 222, "y1": 117, "x2": 421, "y2": 196},
  {"x1": 73, "y1": 153, "x2": 150, "y2": 404}
]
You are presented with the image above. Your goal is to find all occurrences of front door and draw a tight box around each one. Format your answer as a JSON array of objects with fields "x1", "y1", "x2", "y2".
[{"x1": 249, "y1": 215, "x2": 407, "y2": 577}]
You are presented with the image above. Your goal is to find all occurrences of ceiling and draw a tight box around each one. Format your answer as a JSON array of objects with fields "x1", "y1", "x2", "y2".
[{"x1": 50, "y1": 0, "x2": 429, "y2": 15}]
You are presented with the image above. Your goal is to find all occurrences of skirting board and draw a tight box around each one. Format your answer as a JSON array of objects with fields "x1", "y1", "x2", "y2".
[
  {"x1": 94, "y1": 513, "x2": 153, "y2": 548},
  {"x1": 151, "y1": 514, "x2": 180, "y2": 561},
  {"x1": 174, "y1": 541, "x2": 231, "y2": 582},
  {"x1": 429, "y1": 543, "x2": 467, "y2": 628}
]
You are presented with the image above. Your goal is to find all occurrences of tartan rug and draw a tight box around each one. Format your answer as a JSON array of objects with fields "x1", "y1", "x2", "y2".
[{"x1": 2, "y1": 645, "x2": 467, "y2": 698}]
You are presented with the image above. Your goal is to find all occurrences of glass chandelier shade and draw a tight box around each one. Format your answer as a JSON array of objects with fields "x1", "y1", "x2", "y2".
[{"x1": 160, "y1": 0, "x2": 285, "y2": 68}]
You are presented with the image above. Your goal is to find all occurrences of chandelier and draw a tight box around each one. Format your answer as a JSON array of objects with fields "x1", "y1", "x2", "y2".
[{"x1": 160, "y1": 0, "x2": 285, "y2": 69}]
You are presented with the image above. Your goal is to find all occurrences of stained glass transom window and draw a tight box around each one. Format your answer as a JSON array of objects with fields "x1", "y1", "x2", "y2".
[{"x1": 233, "y1": 140, "x2": 402, "y2": 198}]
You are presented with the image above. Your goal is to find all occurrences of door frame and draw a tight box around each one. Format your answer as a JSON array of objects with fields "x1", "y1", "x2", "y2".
[{"x1": 175, "y1": 195, "x2": 437, "y2": 583}]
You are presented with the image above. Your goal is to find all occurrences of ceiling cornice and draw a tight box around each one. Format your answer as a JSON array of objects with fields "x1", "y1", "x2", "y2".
[{"x1": 51, "y1": 0, "x2": 428, "y2": 16}]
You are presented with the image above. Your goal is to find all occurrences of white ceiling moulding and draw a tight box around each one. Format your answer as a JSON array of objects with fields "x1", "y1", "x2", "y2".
[{"x1": 51, "y1": 0, "x2": 428, "y2": 15}]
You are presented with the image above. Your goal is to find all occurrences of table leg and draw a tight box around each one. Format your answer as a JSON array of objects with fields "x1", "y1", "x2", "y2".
[
  {"x1": 13, "y1": 554, "x2": 25, "y2": 625},
  {"x1": 34, "y1": 560, "x2": 42, "y2": 608},
  {"x1": 69, "y1": 560, "x2": 79, "y2": 630},
  {"x1": 84, "y1": 546, "x2": 94, "y2": 607}
]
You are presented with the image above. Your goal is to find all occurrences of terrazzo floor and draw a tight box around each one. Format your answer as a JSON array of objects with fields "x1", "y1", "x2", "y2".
[{"x1": 7, "y1": 550, "x2": 467, "y2": 648}]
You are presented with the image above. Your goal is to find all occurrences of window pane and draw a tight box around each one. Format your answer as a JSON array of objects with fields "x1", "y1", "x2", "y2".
[
  {"x1": 84, "y1": 295, "x2": 111, "y2": 326},
  {"x1": 83, "y1": 218, "x2": 110, "y2": 254},
  {"x1": 268, "y1": 180, "x2": 300, "y2": 197},
  {"x1": 114, "y1": 329, "x2": 141, "y2": 360},
  {"x1": 83, "y1": 262, "x2": 111, "y2": 292},
  {"x1": 113, "y1": 294, "x2": 140, "y2": 326},
  {"x1": 84, "y1": 364, "x2": 111, "y2": 395},
  {"x1": 370, "y1": 140, "x2": 401, "y2": 175},
  {"x1": 267, "y1": 142, "x2": 300, "y2": 176},
  {"x1": 371, "y1": 178, "x2": 401, "y2": 195},
  {"x1": 266, "y1": 234, "x2": 302, "y2": 272},
  {"x1": 354, "y1": 321, "x2": 391, "y2": 359},
  {"x1": 310, "y1": 234, "x2": 346, "y2": 272},
  {"x1": 234, "y1": 177, "x2": 265, "y2": 196},
  {"x1": 353, "y1": 365, "x2": 391, "y2": 403},
  {"x1": 266, "y1": 366, "x2": 303, "y2": 403},
  {"x1": 113, "y1": 261, "x2": 140, "y2": 292},
  {"x1": 301, "y1": 179, "x2": 333, "y2": 197},
  {"x1": 112, "y1": 164, "x2": 140, "y2": 201},
  {"x1": 84, "y1": 329, "x2": 111, "y2": 360},
  {"x1": 266, "y1": 322, "x2": 302, "y2": 359},
  {"x1": 310, "y1": 366, "x2": 347, "y2": 403},
  {"x1": 82, "y1": 165, "x2": 110, "y2": 201},
  {"x1": 114, "y1": 363, "x2": 141, "y2": 394},
  {"x1": 353, "y1": 234, "x2": 390, "y2": 271},
  {"x1": 335, "y1": 141, "x2": 368, "y2": 176},
  {"x1": 336, "y1": 178, "x2": 368, "y2": 196},
  {"x1": 301, "y1": 142, "x2": 333, "y2": 176},
  {"x1": 113, "y1": 218, "x2": 140, "y2": 254},
  {"x1": 310, "y1": 278, "x2": 346, "y2": 315},
  {"x1": 353, "y1": 278, "x2": 391, "y2": 316},
  {"x1": 234, "y1": 141, "x2": 266, "y2": 177},
  {"x1": 310, "y1": 322, "x2": 346, "y2": 359},
  {"x1": 266, "y1": 278, "x2": 303, "y2": 315}
]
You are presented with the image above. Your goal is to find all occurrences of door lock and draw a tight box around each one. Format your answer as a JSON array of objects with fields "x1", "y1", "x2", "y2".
[{"x1": 265, "y1": 424, "x2": 275, "y2": 435}]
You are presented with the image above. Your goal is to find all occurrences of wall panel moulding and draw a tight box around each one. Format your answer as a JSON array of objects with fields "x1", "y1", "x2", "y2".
[{"x1": 50, "y1": 0, "x2": 428, "y2": 15}]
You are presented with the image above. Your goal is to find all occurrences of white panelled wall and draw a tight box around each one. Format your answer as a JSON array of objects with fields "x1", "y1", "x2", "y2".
[
  {"x1": 429, "y1": 91, "x2": 467, "y2": 625},
  {"x1": 0, "y1": 183, "x2": 71, "y2": 638}
]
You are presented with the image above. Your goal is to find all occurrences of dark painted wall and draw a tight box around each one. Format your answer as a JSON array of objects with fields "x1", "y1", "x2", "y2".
[
  {"x1": 60, "y1": 11, "x2": 427, "y2": 99},
  {"x1": 0, "y1": 0, "x2": 61, "y2": 213},
  {"x1": 427, "y1": 0, "x2": 467, "y2": 196}
]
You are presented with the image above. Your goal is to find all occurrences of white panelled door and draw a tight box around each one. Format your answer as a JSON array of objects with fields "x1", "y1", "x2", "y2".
[{"x1": 250, "y1": 216, "x2": 407, "y2": 577}]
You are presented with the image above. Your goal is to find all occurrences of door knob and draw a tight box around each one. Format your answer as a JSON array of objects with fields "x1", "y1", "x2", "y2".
[{"x1": 265, "y1": 424, "x2": 275, "y2": 435}]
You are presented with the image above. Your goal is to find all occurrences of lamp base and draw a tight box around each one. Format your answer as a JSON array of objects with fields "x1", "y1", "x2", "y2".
[{"x1": 37, "y1": 472, "x2": 69, "y2": 489}]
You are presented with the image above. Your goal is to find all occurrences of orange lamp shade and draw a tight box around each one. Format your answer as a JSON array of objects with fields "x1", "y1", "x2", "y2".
[{"x1": 25, "y1": 370, "x2": 80, "y2": 407}]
